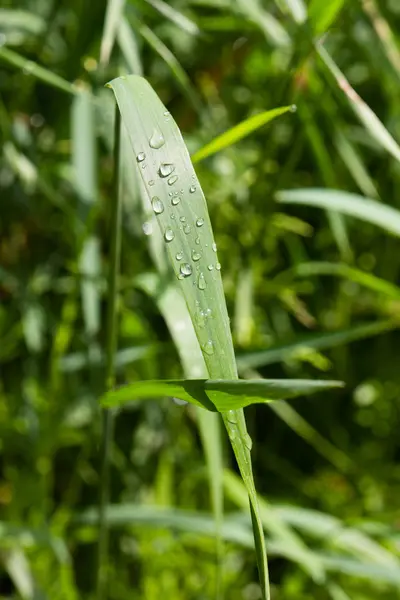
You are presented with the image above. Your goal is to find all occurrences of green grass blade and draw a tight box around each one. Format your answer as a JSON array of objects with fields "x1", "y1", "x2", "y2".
[
  {"x1": 308, "y1": 0, "x2": 345, "y2": 34},
  {"x1": 283, "y1": 261, "x2": 400, "y2": 300},
  {"x1": 277, "y1": 188, "x2": 400, "y2": 237},
  {"x1": 117, "y1": 17, "x2": 143, "y2": 75},
  {"x1": 0, "y1": 46, "x2": 76, "y2": 95},
  {"x1": 100, "y1": 0, "x2": 125, "y2": 66},
  {"x1": 145, "y1": 0, "x2": 200, "y2": 36},
  {"x1": 101, "y1": 378, "x2": 343, "y2": 411},
  {"x1": 191, "y1": 106, "x2": 294, "y2": 163},
  {"x1": 318, "y1": 44, "x2": 400, "y2": 164},
  {"x1": 236, "y1": 320, "x2": 397, "y2": 370},
  {"x1": 106, "y1": 73, "x2": 339, "y2": 599}
]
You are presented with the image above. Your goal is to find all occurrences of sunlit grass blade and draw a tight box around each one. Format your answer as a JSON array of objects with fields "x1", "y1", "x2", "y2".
[
  {"x1": 192, "y1": 106, "x2": 294, "y2": 163},
  {"x1": 236, "y1": 320, "x2": 397, "y2": 370},
  {"x1": 0, "y1": 46, "x2": 76, "y2": 95},
  {"x1": 145, "y1": 0, "x2": 200, "y2": 36},
  {"x1": 308, "y1": 0, "x2": 345, "y2": 34},
  {"x1": 106, "y1": 73, "x2": 343, "y2": 599},
  {"x1": 101, "y1": 378, "x2": 343, "y2": 411},
  {"x1": 277, "y1": 188, "x2": 400, "y2": 237},
  {"x1": 100, "y1": 0, "x2": 125, "y2": 67},
  {"x1": 281, "y1": 261, "x2": 400, "y2": 300},
  {"x1": 317, "y1": 44, "x2": 400, "y2": 164}
]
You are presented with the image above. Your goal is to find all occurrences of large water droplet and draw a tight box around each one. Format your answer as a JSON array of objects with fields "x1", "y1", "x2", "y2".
[
  {"x1": 176, "y1": 251, "x2": 183, "y2": 261},
  {"x1": 168, "y1": 175, "x2": 178, "y2": 186},
  {"x1": 151, "y1": 197, "x2": 164, "y2": 214},
  {"x1": 180, "y1": 263, "x2": 192, "y2": 277},
  {"x1": 158, "y1": 163, "x2": 175, "y2": 177},
  {"x1": 189, "y1": 185, "x2": 196, "y2": 193},
  {"x1": 149, "y1": 128, "x2": 165, "y2": 149},
  {"x1": 142, "y1": 221, "x2": 152, "y2": 236},
  {"x1": 171, "y1": 196, "x2": 180, "y2": 205},
  {"x1": 198, "y1": 272, "x2": 206, "y2": 290},
  {"x1": 212, "y1": 242, "x2": 217, "y2": 252},
  {"x1": 183, "y1": 224, "x2": 191, "y2": 234},
  {"x1": 202, "y1": 340, "x2": 214, "y2": 355},
  {"x1": 196, "y1": 218, "x2": 204, "y2": 227},
  {"x1": 136, "y1": 152, "x2": 146, "y2": 163},
  {"x1": 192, "y1": 250, "x2": 201, "y2": 261},
  {"x1": 243, "y1": 433, "x2": 253, "y2": 451},
  {"x1": 216, "y1": 262, "x2": 221, "y2": 270},
  {"x1": 164, "y1": 228, "x2": 175, "y2": 242},
  {"x1": 207, "y1": 264, "x2": 214, "y2": 271}
]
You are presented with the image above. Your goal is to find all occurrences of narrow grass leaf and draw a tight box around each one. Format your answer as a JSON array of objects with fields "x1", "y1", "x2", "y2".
[
  {"x1": 145, "y1": 0, "x2": 200, "y2": 36},
  {"x1": 0, "y1": 46, "x2": 76, "y2": 95},
  {"x1": 277, "y1": 188, "x2": 400, "y2": 237},
  {"x1": 236, "y1": 320, "x2": 397, "y2": 370},
  {"x1": 318, "y1": 45, "x2": 400, "y2": 164},
  {"x1": 101, "y1": 378, "x2": 343, "y2": 411},
  {"x1": 100, "y1": 0, "x2": 126, "y2": 66},
  {"x1": 192, "y1": 106, "x2": 294, "y2": 163},
  {"x1": 308, "y1": 0, "x2": 345, "y2": 34},
  {"x1": 117, "y1": 17, "x2": 143, "y2": 75}
]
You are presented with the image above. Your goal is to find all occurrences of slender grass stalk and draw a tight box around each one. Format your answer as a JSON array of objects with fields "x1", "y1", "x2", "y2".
[{"x1": 96, "y1": 106, "x2": 122, "y2": 600}]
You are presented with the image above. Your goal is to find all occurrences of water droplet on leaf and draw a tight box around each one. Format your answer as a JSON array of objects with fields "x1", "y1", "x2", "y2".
[
  {"x1": 196, "y1": 218, "x2": 204, "y2": 227},
  {"x1": 202, "y1": 340, "x2": 214, "y2": 355},
  {"x1": 149, "y1": 128, "x2": 165, "y2": 149},
  {"x1": 172, "y1": 196, "x2": 180, "y2": 205},
  {"x1": 164, "y1": 228, "x2": 174, "y2": 242},
  {"x1": 148, "y1": 180, "x2": 155, "y2": 186},
  {"x1": 207, "y1": 264, "x2": 214, "y2": 271},
  {"x1": 151, "y1": 197, "x2": 164, "y2": 214},
  {"x1": 189, "y1": 185, "x2": 196, "y2": 193},
  {"x1": 136, "y1": 152, "x2": 146, "y2": 163},
  {"x1": 142, "y1": 221, "x2": 152, "y2": 236},
  {"x1": 183, "y1": 224, "x2": 191, "y2": 234},
  {"x1": 168, "y1": 175, "x2": 178, "y2": 185},
  {"x1": 198, "y1": 272, "x2": 206, "y2": 290},
  {"x1": 216, "y1": 262, "x2": 221, "y2": 270},
  {"x1": 180, "y1": 263, "x2": 192, "y2": 277},
  {"x1": 176, "y1": 251, "x2": 183, "y2": 261},
  {"x1": 243, "y1": 433, "x2": 253, "y2": 451},
  {"x1": 212, "y1": 242, "x2": 217, "y2": 252},
  {"x1": 191, "y1": 250, "x2": 201, "y2": 261},
  {"x1": 158, "y1": 163, "x2": 175, "y2": 177}
]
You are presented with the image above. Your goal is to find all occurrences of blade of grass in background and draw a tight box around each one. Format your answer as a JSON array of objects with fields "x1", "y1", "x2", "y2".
[
  {"x1": 317, "y1": 45, "x2": 400, "y2": 164},
  {"x1": 277, "y1": 189, "x2": 400, "y2": 237},
  {"x1": 117, "y1": 17, "x2": 143, "y2": 75},
  {"x1": 145, "y1": 0, "x2": 200, "y2": 36},
  {"x1": 100, "y1": 0, "x2": 125, "y2": 67},
  {"x1": 191, "y1": 106, "x2": 295, "y2": 163},
  {"x1": 308, "y1": 0, "x2": 345, "y2": 35},
  {"x1": 96, "y1": 107, "x2": 122, "y2": 600}
]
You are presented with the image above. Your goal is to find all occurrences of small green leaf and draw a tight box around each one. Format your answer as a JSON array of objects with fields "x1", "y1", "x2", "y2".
[
  {"x1": 101, "y1": 378, "x2": 343, "y2": 411},
  {"x1": 192, "y1": 106, "x2": 294, "y2": 163}
]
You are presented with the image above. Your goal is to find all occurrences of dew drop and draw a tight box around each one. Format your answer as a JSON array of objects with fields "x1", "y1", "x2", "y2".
[
  {"x1": 142, "y1": 221, "x2": 152, "y2": 236},
  {"x1": 176, "y1": 251, "x2": 183, "y2": 261},
  {"x1": 171, "y1": 213, "x2": 175, "y2": 219},
  {"x1": 207, "y1": 264, "x2": 214, "y2": 271},
  {"x1": 164, "y1": 228, "x2": 175, "y2": 242},
  {"x1": 191, "y1": 250, "x2": 201, "y2": 261},
  {"x1": 290, "y1": 104, "x2": 297, "y2": 113},
  {"x1": 196, "y1": 218, "x2": 204, "y2": 227},
  {"x1": 151, "y1": 197, "x2": 164, "y2": 214},
  {"x1": 216, "y1": 262, "x2": 221, "y2": 270},
  {"x1": 189, "y1": 185, "x2": 196, "y2": 193},
  {"x1": 164, "y1": 111, "x2": 170, "y2": 117},
  {"x1": 148, "y1": 180, "x2": 155, "y2": 186},
  {"x1": 180, "y1": 216, "x2": 186, "y2": 223},
  {"x1": 158, "y1": 163, "x2": 175, "y2": 177},
  {"x1": 202, "y1": 340, "x2": 215, "y2": 355},
  {"x1": 212, "y1": 242, "x2": 217, "y2": 252},
  {"x1": 180, "y1": 263, "x2": 192, "y2": 277},
  {"x1": 171, "y1": 196, "x2": 180, "y2": 205},
  {"x1": 183, "y1": 224, "x2": 191, "y2": 234},
  {"x1": 243, "y1": 433, "x2": 253, "y2": 451},
  {"x1": 197, "y1": 272, "x2": 206, "y2": 290},
  {"x1": 136, "y1": 152, "x2": 146, "y2": 163},
  {"x1": 168, "y1": 175, "x2": 178, "y2": 185},
  {"x1": 149, "y1": 128, "x2": 165, "y2": 149},
  {"x1": 195, "y1": 236, "x2": 200, "y2": 245}
]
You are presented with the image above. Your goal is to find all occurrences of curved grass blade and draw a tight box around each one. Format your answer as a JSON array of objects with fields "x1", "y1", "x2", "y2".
[
  {"x1": 101, "y1": 378, "x2": 343, "y2": 411},
  {"x1": 277, "y1": 188, "x2": 400, "y2": 237},
  {"x1": 145, "y1": 0, "x2": 200, "y2": 36},
  {"x1": 280, "y1": 262, "x2": 400, "y2": 300},
  {"x1": 236, "y1": 320, "x2": 397, "y2": 370},
  {"x1": 0, "y1": 46, "x2": 76, "y2": 95},
  {"x1": 192, "y1": 106, "x2": 294, "y2": 163},
  {"x1": 100, "y1": 0, "x2": 126, "y2": 66},
  {"x1": 107, "y1": 74, "x2": 340, "y2": 600}
]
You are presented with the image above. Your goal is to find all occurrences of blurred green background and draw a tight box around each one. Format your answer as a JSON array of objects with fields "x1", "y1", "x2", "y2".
[{"x1": 1, "y1": 0, "x2": 400, "y2": 598}]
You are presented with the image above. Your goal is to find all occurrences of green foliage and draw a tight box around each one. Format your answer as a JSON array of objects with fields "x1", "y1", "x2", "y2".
[{"x1": 1, "y1": 0, "x2": 400, "y2": 598}]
